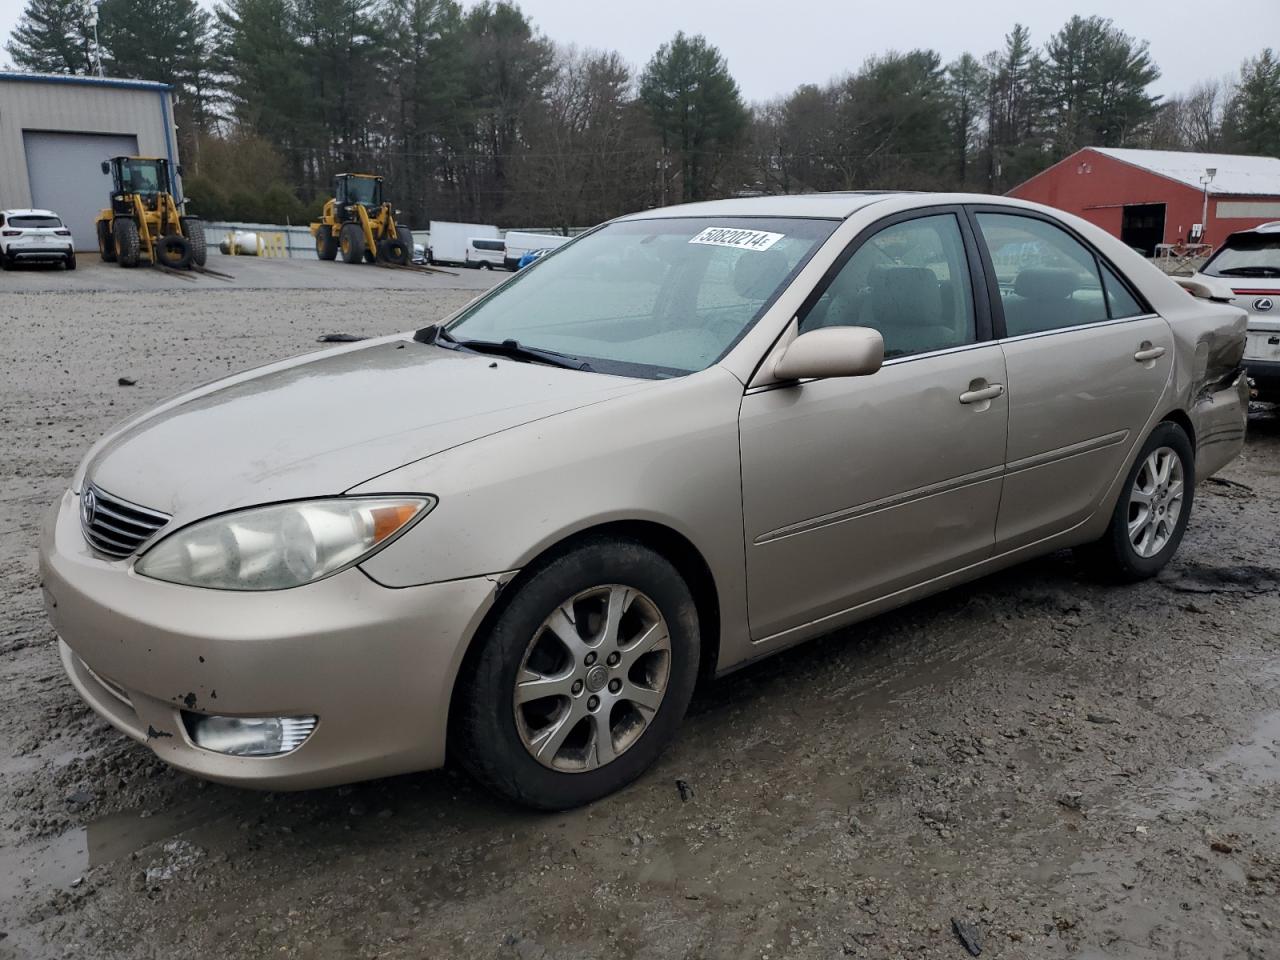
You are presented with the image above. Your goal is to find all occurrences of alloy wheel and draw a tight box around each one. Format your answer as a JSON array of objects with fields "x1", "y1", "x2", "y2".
[
  {"x1": 1128, "y1": 446, "x2": 1184, "y2": 558},
  {"x1": 513, "y1": 584, "x2": 671, "y2": 772}
]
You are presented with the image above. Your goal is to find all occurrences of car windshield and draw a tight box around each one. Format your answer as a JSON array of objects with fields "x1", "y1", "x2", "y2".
[
  {"x1": 1203, "y1": 233, "x2": 1280, "y2": 278},
  {"x1": 9, "y1": 215, "x2": 61, "y2": 228},
  {"x1": 444, "y1": 217, "x2": 837, "y2": 378}
]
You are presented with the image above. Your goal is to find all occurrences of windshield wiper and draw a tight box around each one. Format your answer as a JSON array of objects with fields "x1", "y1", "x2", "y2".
[
  {"x1": 414, "y1": 324, "x2": 593, "y2": 371},
  {"x1": 1216, "y1": 266, "x2": 1280, "y2": 278},
  {"x1": 453, "y1": 335, "x2": 593, "y2": 371}
]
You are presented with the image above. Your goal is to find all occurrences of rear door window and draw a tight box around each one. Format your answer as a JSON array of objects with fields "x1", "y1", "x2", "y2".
[{"x1": 975, "y1": 213, "x2": 1109, "y2": 336}]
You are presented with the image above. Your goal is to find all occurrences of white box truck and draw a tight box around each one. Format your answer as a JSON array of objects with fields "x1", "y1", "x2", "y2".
[
  {"x1": 428, "y1": 221, "x2": 499, "y2": 266},
  {"x1": 502, "y1": 231, "x2": 572, "y2": 271}
]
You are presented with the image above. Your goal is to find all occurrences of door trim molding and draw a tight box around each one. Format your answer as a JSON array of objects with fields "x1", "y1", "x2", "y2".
[
  {"x1": 1004, "y1": 430, "x2": 1128, "y2": 475},
  {"x1": 754, "y1": 466, "x2": 1005, "y2": 544}
]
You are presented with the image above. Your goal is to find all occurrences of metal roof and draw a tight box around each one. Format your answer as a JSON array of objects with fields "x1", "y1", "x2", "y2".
[
  {"x1": 0, "y1": 71, "x2": 171, "y2": 92},
  {"x1": 1090, "y1": 147, "x2": 1280, "y2": 197}
]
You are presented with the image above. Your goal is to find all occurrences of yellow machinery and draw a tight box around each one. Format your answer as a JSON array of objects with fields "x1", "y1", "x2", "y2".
[
  {"x1": 310, "y1": 173, "x2": 412, "y2": 265},
  {"x1": 95, "y1": 157, "x2": 206, "y2": 269}
]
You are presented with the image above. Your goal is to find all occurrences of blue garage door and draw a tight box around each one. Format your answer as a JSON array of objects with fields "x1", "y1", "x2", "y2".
[{"x1": 24, "y1": 131, "x2": 140, "y2": 251}]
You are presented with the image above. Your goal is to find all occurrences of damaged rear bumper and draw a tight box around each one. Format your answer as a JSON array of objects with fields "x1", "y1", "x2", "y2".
[
  {"x1": 39, "y1": 489, "x2": 504, "y2": 790},
  {"x1": 1192, "y1": 370, "x2": 1251, "y2": 481}
]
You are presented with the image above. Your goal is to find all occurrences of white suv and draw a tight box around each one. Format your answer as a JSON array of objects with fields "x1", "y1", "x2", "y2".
[
  {"x1": 0, "y1": 208, "x2": 76, "y2": 270},
  {"x1": 1190, "y1": 221, "x2": 1280, "y2": 402}
]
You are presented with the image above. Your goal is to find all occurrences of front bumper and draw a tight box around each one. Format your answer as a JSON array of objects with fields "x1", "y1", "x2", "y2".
[{"x1": 39, "y1": 489, "x2": 503, "y2": 790}]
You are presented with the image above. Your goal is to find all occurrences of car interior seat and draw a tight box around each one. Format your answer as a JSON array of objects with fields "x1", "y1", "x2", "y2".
[
  {"x1": 865, "y1": 265, "x2": 960, "y2": 357},
  {"x1": 1004, "y1": 267, "x2": 1079, "y2": 336}
]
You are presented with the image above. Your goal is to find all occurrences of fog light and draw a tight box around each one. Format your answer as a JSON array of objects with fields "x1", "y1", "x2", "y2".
[{"x1": 183, "y1": 713, "x2": 317, "y2": 757}]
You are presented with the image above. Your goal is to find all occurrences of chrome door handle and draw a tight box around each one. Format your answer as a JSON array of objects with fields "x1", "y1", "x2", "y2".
[
  {"x1": 959, "y1": 383, "x2": 1004, "y2": 404},
  {"x1": 1134, "y1": 345, "x2": 1166, "y2": 362}
]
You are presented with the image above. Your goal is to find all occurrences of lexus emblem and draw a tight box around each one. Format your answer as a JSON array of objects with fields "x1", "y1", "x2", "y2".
[
  {"x1": 1256, "y1": 297, "x2": 1275, "y2": 312},
  {"x1": 81, "y1": 488, "x2": 97, "y2": 527}
]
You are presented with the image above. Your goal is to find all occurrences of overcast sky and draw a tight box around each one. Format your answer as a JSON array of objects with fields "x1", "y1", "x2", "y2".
[{"x1": 2, "y1": 0, "x2": 1276, "y2": 101}]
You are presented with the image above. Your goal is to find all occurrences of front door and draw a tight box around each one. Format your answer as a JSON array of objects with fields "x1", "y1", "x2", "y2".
[
  {"x1": 740, "y1": 209, "x2": 1009, "y2": 642},
  {"x1": 970, "y1": 209, "x2": 1175, "y2": 550}
]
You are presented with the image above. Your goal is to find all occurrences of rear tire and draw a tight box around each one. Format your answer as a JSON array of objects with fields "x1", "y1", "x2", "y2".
[
  {"x1": 97, "y1": 220, "x2": 117, "y2": 263},
  {"x1": 452, "y1": 538, "x2": 700, "y2": 810},
  {"x1": 315, "y1": 227, "x2": 338, "y2": 261},
  {"x1": 65, "y1": 252, "x2": 77, "y2": 271},
  {"x1": 156, "y1": 234, "x2": 193, "y2": 269},
  {"x1": 1075, "y1": 421, "x2": 1195, "y2": 582},
  {"x1": 339, "y1": 223, "x2": 365, "y2": 264},
  {"x1": 113, "y1": 219, "x2": 141, "y2": 268},
  {"x1": 180, "y1": 217, "x2": 207, "y2": 267}
]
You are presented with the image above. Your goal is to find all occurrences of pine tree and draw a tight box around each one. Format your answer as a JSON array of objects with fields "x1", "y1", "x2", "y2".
[
  {"x1": 640, "y1": 32, "x2": 747, "y2": 202},
  {"x1": 946, "y1": 53, "x2": 987, "y2": 187},
  {"x1": 1040, "y1": 16, "x2": 1159, "y2": 154},
  {"x1": 1222, "y1": 49, "x2": 1280, "y2": 156},
  {"x1": 215, "y1": 0, "x2": 310, "y2": 184},
  {"x1": 97, "y1": 0, "x2": 210, "y2": 87},
  {"x1": 5, "y1": 0, "x2": 97, "y2": 74}
]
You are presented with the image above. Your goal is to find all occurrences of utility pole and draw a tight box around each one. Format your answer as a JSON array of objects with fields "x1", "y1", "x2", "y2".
[{"x1": 1200, "y1": 167, "x2": 1217, "y2": 244}]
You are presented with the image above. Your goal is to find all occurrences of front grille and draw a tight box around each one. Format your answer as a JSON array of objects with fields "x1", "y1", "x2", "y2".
[{"x1": 80, "y1": 483, "x2": 170, "y2": 558}]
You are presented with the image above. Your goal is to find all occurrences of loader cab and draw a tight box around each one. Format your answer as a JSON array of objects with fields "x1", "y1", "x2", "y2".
[
  {"x1": 102, "y1": 157, "x2": 177, "y2": 214},
  {"x1": 334, "y1": 174, "x2": 383, "y2": 210}
]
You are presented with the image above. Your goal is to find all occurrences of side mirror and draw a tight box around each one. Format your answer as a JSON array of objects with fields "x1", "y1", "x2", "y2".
[
  {"x1": 773, "y1": 326, "x2": 884, "y2": 381},
  {"x1": 101, "y1": 161, "x2": 110, "y2": 175}
]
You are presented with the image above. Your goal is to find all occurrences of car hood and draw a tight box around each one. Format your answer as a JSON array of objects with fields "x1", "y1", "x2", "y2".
[{"x1": 84, "y1": 337, "x2": 651, "y2": 521}]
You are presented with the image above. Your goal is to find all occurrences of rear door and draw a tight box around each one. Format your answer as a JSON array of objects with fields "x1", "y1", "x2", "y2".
[{"x1": 969, "y1": 207, "x2": 1174, "y2": 550}]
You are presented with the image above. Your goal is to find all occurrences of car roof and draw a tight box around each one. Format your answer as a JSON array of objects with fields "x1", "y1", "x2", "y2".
[
  {"x1": 617, "y1": 191, "x2": 1044, "y2": 222},
  {"x1": 1, "y1": 208, "x2": 61, "y2": 218},
  {"x1": 1228, "y1": 220, "x2": 1280, "y2": 236}
]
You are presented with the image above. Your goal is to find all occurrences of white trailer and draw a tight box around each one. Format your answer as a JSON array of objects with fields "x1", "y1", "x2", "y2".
[
  {"x1": 428, "y1": 220, "x2": 499, "y2": 266},
  {"x1": 502, "y1": 231, "x2": 572, "y2": 270}
]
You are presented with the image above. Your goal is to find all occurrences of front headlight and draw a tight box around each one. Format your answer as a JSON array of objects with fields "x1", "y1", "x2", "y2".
[{"x1": 135, "y1": 496, "x2": 434, "y2": 590}]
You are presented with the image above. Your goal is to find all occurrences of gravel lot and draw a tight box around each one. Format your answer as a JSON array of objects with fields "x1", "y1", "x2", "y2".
[{"x1": 1, "y1": 278, "x2": 1279, "y2": 960}]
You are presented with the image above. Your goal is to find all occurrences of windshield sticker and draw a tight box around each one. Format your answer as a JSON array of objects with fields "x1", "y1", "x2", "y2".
[{"x1": 689, "y1": 227, "x2": 784, "y2": 252}]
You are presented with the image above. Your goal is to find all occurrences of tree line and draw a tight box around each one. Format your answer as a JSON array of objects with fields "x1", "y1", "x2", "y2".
[{"x1": 6, "y1": 0, "x2": 1280, "y2": 229}]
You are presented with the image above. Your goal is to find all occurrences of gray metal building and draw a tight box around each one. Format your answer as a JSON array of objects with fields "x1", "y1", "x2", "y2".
[{"x1": 0, "y1": 73, "x2": 180, "y2": 251}]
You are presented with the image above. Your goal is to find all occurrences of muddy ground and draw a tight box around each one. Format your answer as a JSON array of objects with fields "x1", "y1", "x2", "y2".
[{"x1": 2, "y1": 284, "x2": 1279, "y2": 960}]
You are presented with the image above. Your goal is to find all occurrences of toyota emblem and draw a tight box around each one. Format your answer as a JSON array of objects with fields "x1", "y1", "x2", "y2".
[
  {"x1": 81, "y1": 487, "x2": 97, "y2": 527},
  {"x1": 1256, "y1": 297, "x2": 1275, "y2": 312}
]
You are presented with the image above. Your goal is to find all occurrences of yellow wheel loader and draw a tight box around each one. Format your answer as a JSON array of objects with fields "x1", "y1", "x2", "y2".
[
  {"x1": 310, "y1": 174, "x2": 412, "y2": 266},
  {"x1": 95, "y1": 157, "x2": 206, "y2": 269}
]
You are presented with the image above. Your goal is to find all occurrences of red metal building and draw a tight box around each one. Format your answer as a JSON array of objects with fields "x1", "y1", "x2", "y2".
[{"x1": 1008, "y1": 147, "x2": 1280, "y2": 255}]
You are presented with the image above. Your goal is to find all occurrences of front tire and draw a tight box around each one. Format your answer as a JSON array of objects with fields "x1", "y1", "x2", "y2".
[
  {"x1": 453, "y1": 539, "x2": 700, "y2": 810},
  {"x1": 339, "y1": 222, "x2": 365, "y2": 264},
  {"x1": 113, "y1": 219, "x2": 141, "y2": 268},
  {"x1": 1077, "y1": 421, "x2": 1194, "y2": 581}
]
